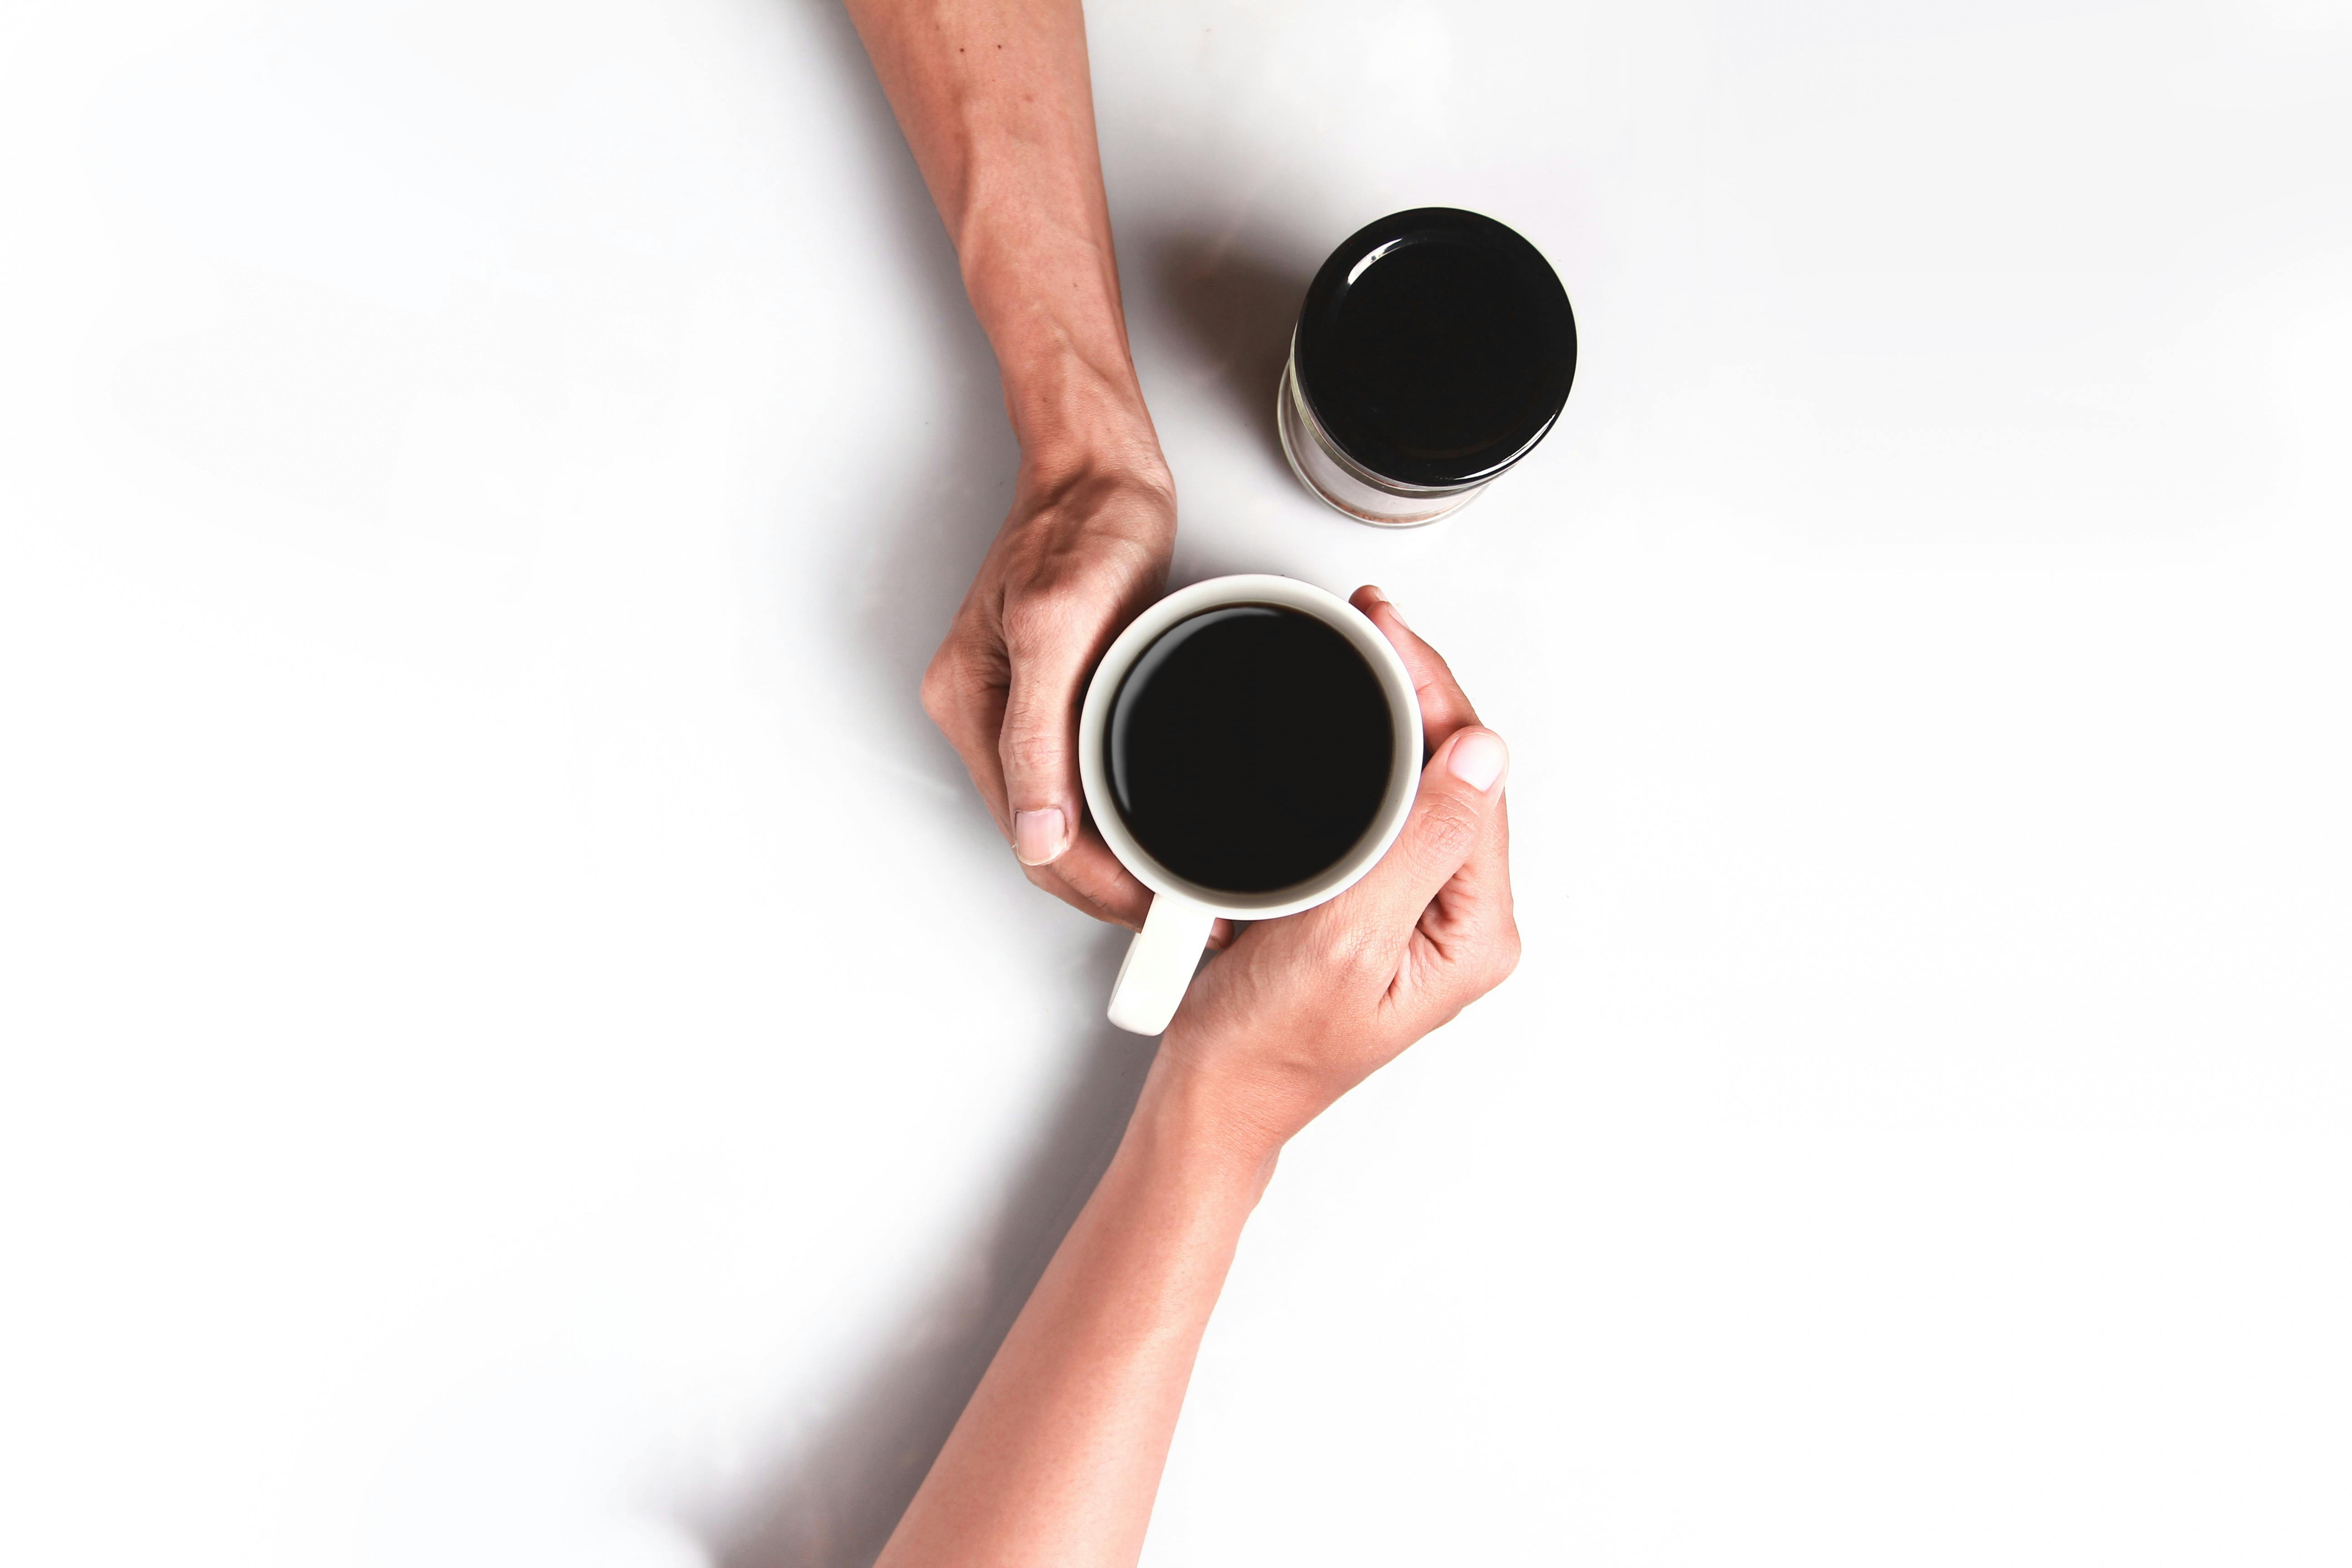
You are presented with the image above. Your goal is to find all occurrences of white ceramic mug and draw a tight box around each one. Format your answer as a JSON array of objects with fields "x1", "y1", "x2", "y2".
[{"x1": 1078, "y1": 575, "x2": 1424, "y2": 1035}]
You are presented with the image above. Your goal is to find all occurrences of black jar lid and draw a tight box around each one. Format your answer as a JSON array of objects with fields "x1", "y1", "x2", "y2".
[{"x1": 1294, "y1": 207, "x2": 1577, "y2": 490}]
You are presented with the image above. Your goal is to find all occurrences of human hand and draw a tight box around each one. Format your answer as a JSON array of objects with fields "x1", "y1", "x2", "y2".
[
  {"x1": 1160, "y1": 587, "x2": 1519, "y2": 1154},
  {"x1": 921, "y1": 446, "x2": 1175, "y2": 930}
]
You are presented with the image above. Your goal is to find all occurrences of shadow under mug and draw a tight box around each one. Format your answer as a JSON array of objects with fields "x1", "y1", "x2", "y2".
[{"x1": 1078, "y1": 575, "x2": 1425, "y2": 1035}]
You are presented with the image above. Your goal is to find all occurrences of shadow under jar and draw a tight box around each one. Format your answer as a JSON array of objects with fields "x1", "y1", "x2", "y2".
[{"x1": 1278, "y1": 207, "x2": 1578, "y2": 526}]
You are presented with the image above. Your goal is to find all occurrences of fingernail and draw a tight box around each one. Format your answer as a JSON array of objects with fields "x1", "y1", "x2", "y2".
[
  {"x1": 1382, "y1": 596, "x2": 1409, "y2": 629},
  {"x1": 1014, "y1": 807, "x2": 1068, "y2": 865},
  {"x1": 1447, "y1": 730, "x2": 1508, "y2": 792}
]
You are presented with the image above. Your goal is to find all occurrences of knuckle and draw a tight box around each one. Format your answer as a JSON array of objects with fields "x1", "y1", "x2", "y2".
[
  {"x1": 1411, "y1": 793, "x2": 1484, "y2": 872},
  {"x1": 1318, "y1": 923, "x2": 1394, "y2": 990},
  {"x1": 920, "y1": 631, "x2": 998, "y2": 725},
  {"x1": 999, "y1": 591, "x2": 1069, "y2": 648},
  {"x1": 1002, "y1": 541, "x2": 1157, "y2": 642},
  {"x1": 992, "y1": 729, "x2": 1068, "y2": 789},
  {"x1": 1485, "y1": 922, "x2": 1524, "y2": 988},
  {"x1": 1002, "y1": 601, "x2": 1106, "y2": 684},
  {"x1": 918, "y1": 657, "x2": 959, "y2": 725},
  {"x1": 999, "y1": 721, "x2": 1065, "y2": 776}
]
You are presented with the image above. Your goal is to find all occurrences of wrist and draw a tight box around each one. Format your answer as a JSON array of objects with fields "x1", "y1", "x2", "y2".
[
  {"x1": 957, "y1": 229, "x2": 1162, "y2": 481},
  {"x1": 999, "y1": 404, "x2": 1176, "y2": 557},
  {"x1": 1130, "y1": 1045, "x2": 1292, "y2": 1181},
  {"x1": 1003, "y1": 357, "x2": 1167, "y2": 494}
]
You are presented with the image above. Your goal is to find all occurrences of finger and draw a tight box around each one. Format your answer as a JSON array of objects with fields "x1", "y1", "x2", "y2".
[
  {"x1": 920, "y1": 628, "x2": 1014, "y2": 834},
  {"x1": 1350, "y1": 586, "x2": 1481, "y2": 750},
  {"x1": 1032, "y1": 827, "x2": 1153, "y2": 929},
  {"x1": 997, "y1": 605, "x2": 1096, "y2": 869},
  {"x1": 1024, "y1": 854, "x2": 1237, "y2": 947},
  {"x1": 1418, "y1": 791, "x2": 1514, "y2": 954},
  {"x1": 1357, "y1": 586, "x2": 1512, "y2": 899},
  {"x1": 1407, "y1": 787, "x2": 1520, "y2": 1004},
  {"x1": 1023, "y1": 861, "x2": 1132, "y2": 926},
  {"x1": 1332, "y1": 724, "x2": 1512, "y2": 938}
]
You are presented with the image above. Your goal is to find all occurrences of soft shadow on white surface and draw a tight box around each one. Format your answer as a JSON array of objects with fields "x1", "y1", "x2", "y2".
[
  {"x1": 691, "y1": 9, "x2": 1155, "y2": 1563},
  {"x1": 763, "y1": 0, "x2": 1018, "y2": 790},
  {"x1": 696, "y1": 178, "x2": 1328, "y2": 1568},
  {"x1": 1130, "y1": 221, "x2": 1317, "y2": 482},
  {"x1": 9, "y1": 2, "x2": 2348, "y2": 1565},
  {"x1": 693, "y1": 158, "x2": 1367, "y2": 1568},
  {"x1": 695, "y1": 988, "x2": 1150, "y2": 1568}
]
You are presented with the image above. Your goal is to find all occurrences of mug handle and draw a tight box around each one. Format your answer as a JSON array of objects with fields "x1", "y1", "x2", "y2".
[{"x1": 1107, "y1": 891, "x2": 1217, "y2": 1035}]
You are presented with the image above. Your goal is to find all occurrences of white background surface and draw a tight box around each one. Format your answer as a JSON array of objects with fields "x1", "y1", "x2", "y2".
[{"x1": 4, "y1": 1, "x2": 2349, "y2": 1564}]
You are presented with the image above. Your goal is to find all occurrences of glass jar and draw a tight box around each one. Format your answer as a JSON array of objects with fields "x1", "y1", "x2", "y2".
[{"x1": 1277, "y1": 207, "x2": 1578, "y2": 527}]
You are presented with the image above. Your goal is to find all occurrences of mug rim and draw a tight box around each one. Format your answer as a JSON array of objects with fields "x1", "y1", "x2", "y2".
[{"x1": 1077, "y1": 574, "x2": 1424, "y2": 919}]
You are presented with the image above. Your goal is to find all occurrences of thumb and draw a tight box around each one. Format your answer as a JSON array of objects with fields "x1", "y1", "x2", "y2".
[
  {"x1": 998, "y1": 629, "x2": 1091, "y2": 867},
  {"x1": 1338, "y1": 725, "x2": 1511, "y2": 934}
]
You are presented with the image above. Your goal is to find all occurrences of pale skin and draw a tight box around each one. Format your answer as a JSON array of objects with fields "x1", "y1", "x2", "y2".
[
  {"x1": 846, "y1": 0, "x2": 1170, "y2": 930},
  {"x1": 847, "y1": 2, "x2": 1520, "y2": 1557},
  {"x1": 875, "y1": 592, "x2": 1519, "y2": 1567}
]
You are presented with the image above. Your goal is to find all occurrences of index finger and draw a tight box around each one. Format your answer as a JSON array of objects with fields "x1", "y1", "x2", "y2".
[
  {"x1": 921, "y1": 631, "x2": 1014, "y2": 834},
  {"x1": 1351, "y1": 586, "x2": 1480, "y2": 749}
]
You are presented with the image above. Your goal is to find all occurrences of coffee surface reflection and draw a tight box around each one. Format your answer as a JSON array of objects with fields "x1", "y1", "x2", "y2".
[{"x1": 1104, "y1": 606, "x2": 1394, "y2": 894}]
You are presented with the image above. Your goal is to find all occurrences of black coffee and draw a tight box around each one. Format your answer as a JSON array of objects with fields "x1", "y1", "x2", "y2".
[{"x1": 1104, "y1": 605, "x2": 1393, "y2": 895}]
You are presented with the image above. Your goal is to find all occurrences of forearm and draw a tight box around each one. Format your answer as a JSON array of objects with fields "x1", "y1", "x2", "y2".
[
  {"x1": 876, "y1": 1056, "x2": 1277, "y2": 1568},
  {"x1": 843, "y1": 0, "x2": 1156, "y2": 469}
]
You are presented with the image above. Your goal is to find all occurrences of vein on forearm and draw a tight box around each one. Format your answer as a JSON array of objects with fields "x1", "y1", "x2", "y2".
[
  {"x1": 844, "y1": 0, "x2": 1143, "y2": 449},
  {"x1": 874, "y1": 1060, "x2": 1275, "y2": 1568}
]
